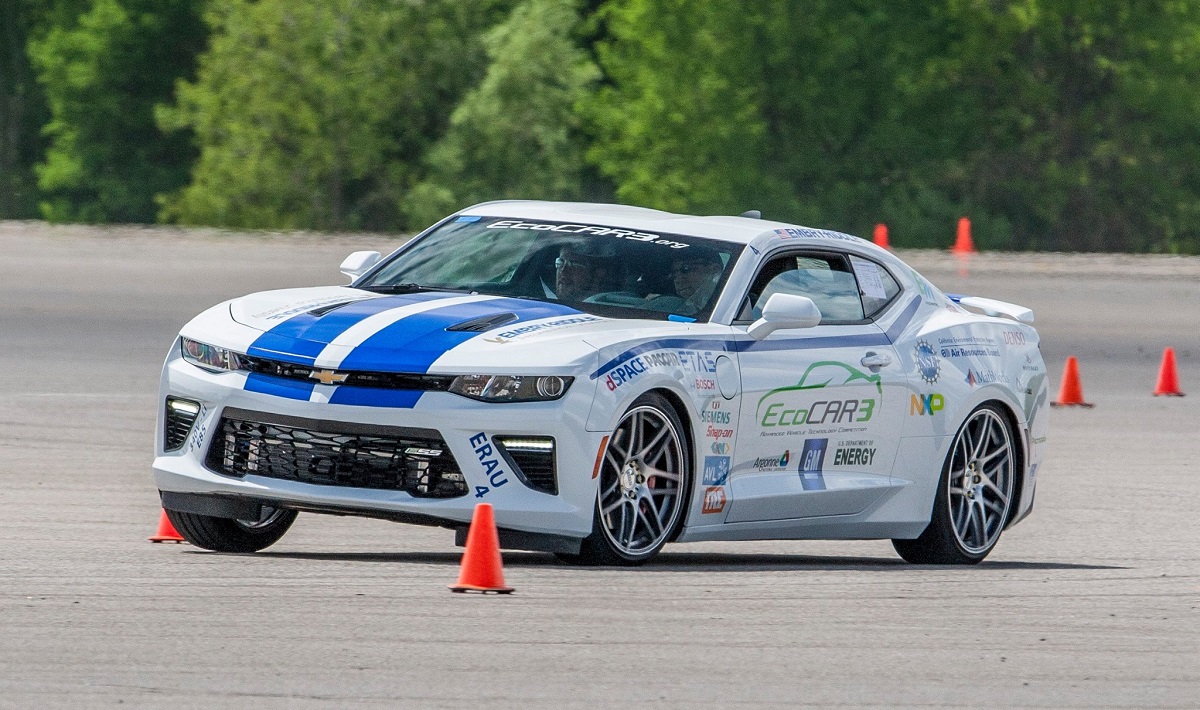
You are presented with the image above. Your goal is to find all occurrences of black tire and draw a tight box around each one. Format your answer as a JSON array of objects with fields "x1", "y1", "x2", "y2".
[
  {"x1": 559, "y1": 391, "x2": 691, "y2": 566},
  {"x1": 893, "y1": 402, "x2": 1017, "y2": 564},
  {"x1": 165, "y1": 506, "x2": 297, "y2": 553}
]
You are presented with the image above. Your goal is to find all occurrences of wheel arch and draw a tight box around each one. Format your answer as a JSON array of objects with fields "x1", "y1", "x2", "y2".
[
  {"x1": 983, "y1": 397, "x2": 1027, "y2": 528},
  {"x1": 644, "y1": 386, "x2": 695, "y2": 541}
]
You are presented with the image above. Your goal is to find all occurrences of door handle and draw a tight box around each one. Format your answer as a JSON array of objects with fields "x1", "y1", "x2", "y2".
[{"x1": 861, "y1": 351, "x2": 892, "y2": 370}]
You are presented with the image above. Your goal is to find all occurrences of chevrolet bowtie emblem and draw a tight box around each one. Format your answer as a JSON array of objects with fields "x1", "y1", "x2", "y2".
[{"x1": 308, "y1": 369, "x2": 349, "y2": 385}]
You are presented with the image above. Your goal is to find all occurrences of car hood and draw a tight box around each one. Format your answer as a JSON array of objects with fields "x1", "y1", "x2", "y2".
[{"x1": 223, "y1": 287, "x2": 669, "y2": 373}]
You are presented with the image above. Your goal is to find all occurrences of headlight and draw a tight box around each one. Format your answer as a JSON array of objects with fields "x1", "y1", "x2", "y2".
[
  {"x1": 180, "y1": 337, "x2": 245, "y2": 372},
  {"x1": 448, "y1": 374, "x2": 573, "y2": 402}
]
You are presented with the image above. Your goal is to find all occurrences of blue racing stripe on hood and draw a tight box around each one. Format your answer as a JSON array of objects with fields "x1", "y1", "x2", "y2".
[
  {"x1": 245, "y1": 292, "x2": 457, "y2": 365},
  {"x1": 337, "y1": 298, "x2": 581, "y2": 373},
  {"x1": 244, "y1": 373, "x2": 316, "y2": 401}
]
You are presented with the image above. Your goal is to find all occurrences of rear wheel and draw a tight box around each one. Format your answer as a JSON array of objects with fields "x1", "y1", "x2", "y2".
[
  {"x1": 559, "y1": 392, "x2": 690, "y2": 566},
  {"x1": 893, "y1": 403, "x2": 1016, "y2": 564},
  {"x1": 165, "y1": 506, "x2": 297, "y2": 553}
]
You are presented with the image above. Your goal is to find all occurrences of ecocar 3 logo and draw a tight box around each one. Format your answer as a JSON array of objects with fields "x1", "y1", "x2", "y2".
[{"x1": 757, "y1": 361, "x2": 882, "y2": 429}]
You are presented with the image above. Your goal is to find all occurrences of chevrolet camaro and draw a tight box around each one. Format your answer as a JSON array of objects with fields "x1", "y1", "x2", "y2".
[{"x1": 154, "y1": 201, "x2": 1048, "y2": 565}]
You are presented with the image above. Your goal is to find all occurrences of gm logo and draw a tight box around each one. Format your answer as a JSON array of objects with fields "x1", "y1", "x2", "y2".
[{"x1": 910, "y1": 393, "x2": 945, "y2": 416}]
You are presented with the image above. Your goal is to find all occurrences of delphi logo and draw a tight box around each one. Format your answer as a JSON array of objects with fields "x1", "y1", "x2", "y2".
[{"x1": 910, "y1": 393, "x2": 944, "y2": 416}]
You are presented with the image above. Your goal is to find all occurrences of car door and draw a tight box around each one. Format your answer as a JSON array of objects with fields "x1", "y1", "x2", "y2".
[{"x1": 725, "y1": 249, "x2": 907, "y2": 523}]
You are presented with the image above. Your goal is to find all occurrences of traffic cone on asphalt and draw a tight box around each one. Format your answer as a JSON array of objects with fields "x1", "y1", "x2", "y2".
[
  {"x1": 449, "y1": 504, "x2": 514, "y2": 594},
  {"x1": 1050, "y1": 356, "x2": 1094, "y2": 408},
  {"x1": 1153, "y1": 347, "x2": 1185, "y2": 396},
  {"x1": 148, "y1": 509, "x2": 186, "y2": 543},
  {"x1": 952, "y1": 217, "x2": 976, "y2": 254},
  {"x1": 873, "y1": 223, "x2": 890, "y2": 249}
]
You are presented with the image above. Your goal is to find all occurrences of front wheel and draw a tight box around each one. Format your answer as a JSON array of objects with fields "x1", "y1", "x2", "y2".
[
  {"x1": 893, "y1": 403, "x2": 1016, "y2": 564},
  {"x1": 165, "y1": 506, "x2": 297, "y2": 553},
  {"x1": 560, "y1": 392, "x2": 690, "y2": 566}
]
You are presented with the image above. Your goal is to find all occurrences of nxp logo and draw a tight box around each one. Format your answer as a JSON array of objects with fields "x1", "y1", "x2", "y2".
[{"x1": 909, "y1": 393, "x2": 945, "y2": 416}]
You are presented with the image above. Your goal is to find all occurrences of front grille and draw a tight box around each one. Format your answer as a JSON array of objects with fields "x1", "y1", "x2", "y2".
[
  {"x1": 240, "y1": 354, "x2": 456, "y2": 392},
  {"x1": 164, "y1": 397, "x2": 201, "y2": 451},
  {"x1": 205, "y1": 408, "x2": 466, "y2": 498}
]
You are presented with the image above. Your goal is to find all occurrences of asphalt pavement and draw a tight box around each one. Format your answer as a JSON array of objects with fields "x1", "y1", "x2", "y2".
[{"x1": 1, "y1": 222, "x2": 1197, "y2": 708}]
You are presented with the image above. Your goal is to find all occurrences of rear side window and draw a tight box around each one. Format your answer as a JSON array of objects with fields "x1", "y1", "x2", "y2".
[{"x1": 849, "y1": 255, "x2": 901, "y2": 317}]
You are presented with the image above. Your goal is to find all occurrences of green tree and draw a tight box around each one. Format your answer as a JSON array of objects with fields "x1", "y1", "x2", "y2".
[
  {"x1": 28, "y1": 0, "x2": 205, "y2": 223},
  {"x1": 405, "y1": 0, "x2": 602, "y2": 229},
  {"x1": 160, "y1": 0, "x2": 510, "y2": 232}
]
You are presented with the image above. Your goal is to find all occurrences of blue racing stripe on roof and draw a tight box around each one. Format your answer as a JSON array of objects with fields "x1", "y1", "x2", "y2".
[{"x1": 336, "y1": 298, "x2": 581, "y2": 373}]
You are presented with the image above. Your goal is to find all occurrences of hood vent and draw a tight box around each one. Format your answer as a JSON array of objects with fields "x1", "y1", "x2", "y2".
[
  {"x1": 307, "y1": 300, "x2": 364, "y2": 317},
  {"x1": 446, "y1": 312, "x2": 519, "y2": 332}
]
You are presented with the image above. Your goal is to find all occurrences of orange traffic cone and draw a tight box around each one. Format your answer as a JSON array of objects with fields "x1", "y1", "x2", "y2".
[
  {"x1": 148, "y1": 509, "x2": 186, "y2": 543},
  {"x1": 1050, "y1": 356, "x2": 1094, "y2": 408},
  {"x1": 1153, "y1": 347, "x2": 1185, "y2": 396},
  {"x1": 873, "y1": 223, "x2": 890, "y2": 249},
  {"x1": 449, "y1": 504, "x2": 514, "y2": 594},
  {"x1": 952, "y1": 217, "x2": 976, "y2": 254}
]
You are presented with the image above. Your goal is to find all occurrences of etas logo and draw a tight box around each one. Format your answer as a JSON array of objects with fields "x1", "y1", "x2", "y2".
[{"x1": 909, "y1": 393, "x2": 944, "y2": 416}]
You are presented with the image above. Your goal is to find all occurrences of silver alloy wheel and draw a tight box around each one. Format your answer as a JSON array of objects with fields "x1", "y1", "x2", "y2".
[
  {"x1": 235, "y1": 506, "x2": 289, "y2": 530},
  {"x1": 597, "y1": 405, "x2": 686, "y2": 557},
  {"x1": 947, "y1": 408, "x2": 1014, "y2": 554}
]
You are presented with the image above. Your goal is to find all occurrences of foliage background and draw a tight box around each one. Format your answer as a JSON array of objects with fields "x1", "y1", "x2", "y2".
[{"x1": 4, "y1": 0, "x2": 1200, "y2": 252}]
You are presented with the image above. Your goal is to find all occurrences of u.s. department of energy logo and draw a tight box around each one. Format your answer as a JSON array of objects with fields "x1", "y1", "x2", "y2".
[{"x1": 915, "y1": 340, "x2": 940, "y2": 384}]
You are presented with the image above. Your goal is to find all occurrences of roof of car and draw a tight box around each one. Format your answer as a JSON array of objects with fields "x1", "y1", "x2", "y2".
[{"x1": 457, "y1": 200, "x2": 860, "y2": 246}]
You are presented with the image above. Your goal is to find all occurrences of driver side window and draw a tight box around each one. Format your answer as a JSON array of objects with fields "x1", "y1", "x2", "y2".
[{"x1": 738, "y1": 252, "x2": 865, "y2": 323}]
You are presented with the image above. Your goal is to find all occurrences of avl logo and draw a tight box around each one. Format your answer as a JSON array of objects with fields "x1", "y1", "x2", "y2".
[{"x1": 909, "y1": 393, "x2": 945, "y2": 416}]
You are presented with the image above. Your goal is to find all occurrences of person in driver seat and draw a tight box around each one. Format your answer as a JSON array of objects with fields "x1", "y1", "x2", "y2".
[
  {"x1": 646, "y1": 246, "x2": 724, "y2": 315},
  {"x1": 548, "y1": 241, "x2": 620, "y2": 302}
]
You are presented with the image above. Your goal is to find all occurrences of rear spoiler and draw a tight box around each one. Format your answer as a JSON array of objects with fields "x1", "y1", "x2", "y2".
[{"x1": 944, "y1": 294, "x2": 1035, "y2": 324}]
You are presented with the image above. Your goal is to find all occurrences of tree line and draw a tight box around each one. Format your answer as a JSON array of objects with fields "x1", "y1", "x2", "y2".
[{"x1": 4, "y1": 0, "x2": 1200, "y2": 252}]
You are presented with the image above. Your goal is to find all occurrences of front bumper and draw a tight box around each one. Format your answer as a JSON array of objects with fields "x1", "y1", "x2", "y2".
[{"x1": 153, "y1": 345, "x2": 603, "y2": 539}]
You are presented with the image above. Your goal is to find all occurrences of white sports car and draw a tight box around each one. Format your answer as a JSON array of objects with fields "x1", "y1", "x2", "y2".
[{"x1": 154, "y1": 201, "x2": 1048, "y2": 565}]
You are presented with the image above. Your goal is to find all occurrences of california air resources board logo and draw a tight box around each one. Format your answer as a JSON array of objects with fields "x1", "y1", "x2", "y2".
[{"x1": 915, "y1": 339, "x2": 940, "y2": 384}]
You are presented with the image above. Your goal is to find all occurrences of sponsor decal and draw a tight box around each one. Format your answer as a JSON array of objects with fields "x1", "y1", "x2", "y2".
[
  {"x1": 909, "y1": 393, "x2": 945, "y2": 416},
  {"x1": 915, "y1": 340, "x2": 941, "y2": 384},
  {"x1": 252, "y1": 294, "x2": 376, "y2": 321},
  {"x1": 705, "y1": 425, "x2": 734, "y2": 440},
  {"x1": 188, "y1": 404, "x2": 209, "y2": 451},
  {"x1": 702, "y1": 456, "x2": 730, "y2": 485},
  {"x1": 756, "y1": 361, "x2": 882, "y2": 434},
  {"x1": 702, "y1": 486, "x2": 727, "y2": 514},
  {"x1": 798, "y1": 439, "x2": 827, "y2": 491},
  {"x1": 700, "y1": 409, "x2": 731, "y2": 425},
  {"x1": 1032, "y1": 436, "x2": 1047, "y2": 444},
  {"x1": 773, "y1": 227, "x2": 857, "y2": 242},
  {"x1": 752, "y1": 450, "x2": 791, "y2": 471},
  {"x1": 483, "y1": 315, "x2": 602, "y2": 343},
  {"x1": 941, "y1": 346, "x2": 1001, "y2": 358},
  {"x1": 710, "y1": 442, "x2": 730, "y2": 454},
  {"x1": 1002, "y1": 330, "x2": 1027, "y2": 345},
  {"x1": 468, "y1": 432, "x2": 510, "y2": 497},
  {"x1": 603, "y1": 348, "x2": 719, "y2": 391},
  {"x1": 965, "y1": 369, "x2": 1011, "y2": 387},
  {"x1": 832, "y1": 439, "x2": 876, "y2": 467},
  {"x1": 937, "y1": 335, "x2": 996, "y2": 346},
  {"x1": 910, "y1": 270, "x2": 938, "y2": 304},
  {"x1": 487, "y1": 219, "x2": 690, "y2": 249}
]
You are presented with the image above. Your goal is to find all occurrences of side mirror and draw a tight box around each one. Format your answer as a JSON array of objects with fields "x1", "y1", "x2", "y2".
[
  {"x1": 340, "y1": 251, "x2": 381, "y2": 281},
  {"x1": 748, "y1": 293, "x2": 822, "y2": 339}
]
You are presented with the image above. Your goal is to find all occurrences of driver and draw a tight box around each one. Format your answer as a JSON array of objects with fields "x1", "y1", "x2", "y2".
[
  {"x1": 669, "y1": 246, "x2": 723, "y2": 308},
  {"x1": 551, "y1": 242, "x2": 620, "y2": 301}
]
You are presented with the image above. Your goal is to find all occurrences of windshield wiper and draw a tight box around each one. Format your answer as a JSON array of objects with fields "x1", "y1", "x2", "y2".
[{"x1": 358, "y1": 283, "x2": 470, "y2": 294}]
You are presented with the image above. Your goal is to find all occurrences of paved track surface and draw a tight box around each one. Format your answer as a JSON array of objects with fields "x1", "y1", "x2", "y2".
[{"x1": 1, "y1": 222, "x2": 1198, "y2": 708}]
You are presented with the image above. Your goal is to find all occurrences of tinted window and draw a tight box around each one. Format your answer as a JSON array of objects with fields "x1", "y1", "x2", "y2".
[{"x1": 740, "y1": 252, "x2": 865, "y2": 323}]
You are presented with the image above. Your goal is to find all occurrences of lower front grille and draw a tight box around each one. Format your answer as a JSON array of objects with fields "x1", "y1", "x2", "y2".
[
  {"x1": 205, "y1": 408, "x2": 466, "y2": 498},
  {"x1": 164, "y1": 397, "x2": 202, "y2": 451}
]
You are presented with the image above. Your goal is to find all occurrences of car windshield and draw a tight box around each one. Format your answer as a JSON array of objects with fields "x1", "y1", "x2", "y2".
[{"x1": 358, "y1": 216, "x2": 744, "y2": 321}]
